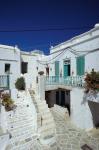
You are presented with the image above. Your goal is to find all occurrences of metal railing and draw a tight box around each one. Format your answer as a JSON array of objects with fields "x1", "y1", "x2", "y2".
[
  {"x1": 46, "y1": 76, "x2": 84, "y2": 87},
  {"x1": 0, "y1": 75, "x2": 9, "y2": 89}
]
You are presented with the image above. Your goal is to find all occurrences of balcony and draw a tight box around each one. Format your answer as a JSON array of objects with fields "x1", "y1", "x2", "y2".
[
  {"x1": 46, "y1": 76, "x2": 84, "y2": 88},
  {"x1": 0, "y1": 75, "x2": 9, "y2": 90}
]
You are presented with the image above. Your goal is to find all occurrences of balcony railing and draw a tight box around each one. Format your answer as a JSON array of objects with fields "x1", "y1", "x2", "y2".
[
  {"x1": 0, "y1": 75, "x2": 9, "y2": 90},
  {"x1": 46, "y1": 76, "x2": 84, "y2": 87}
]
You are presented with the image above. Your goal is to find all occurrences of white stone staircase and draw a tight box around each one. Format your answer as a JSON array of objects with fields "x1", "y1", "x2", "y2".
[
  {"x1": 50, "y1": 104, "x2": 69, "y2": 120},
  {"x1": 29, "y1": 90, "x2": 56, "y2": 146},
  {"x1": 6, "y1": 91, "x2": 38, "y2": 150}
]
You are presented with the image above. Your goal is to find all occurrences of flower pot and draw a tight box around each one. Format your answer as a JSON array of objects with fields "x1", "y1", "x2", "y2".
[{"x1": 88, "y1": 101, "x2": 99, "y2": 128}]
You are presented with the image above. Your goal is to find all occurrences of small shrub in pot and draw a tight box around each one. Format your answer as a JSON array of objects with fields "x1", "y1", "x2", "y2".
[
  {"x1": 38, "y1": 71, "x2": 44, "y2": 75},
  {"x1": 1, "y1": 93, "x2": 15, "y2": 111},
  {"x1": 15, "y1": 77, "x2": 25, "y2": 90}
]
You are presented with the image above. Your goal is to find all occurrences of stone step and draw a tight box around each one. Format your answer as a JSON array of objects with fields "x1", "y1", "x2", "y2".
[
  {"x1": 38, "y1": 107, "x2": 50, "y2": 113},
  {"x1": 11, "y1": 113, "x2": 34, "y2": 118},
  {"x1": 8, "y1": 113, "x2": 34, "y2": 119},
  {"x1": 10, "y1": 124, "x2": 35, "y2": 135},
  {"x1": 13, "y1": 142, "x2": 33, "y2": 150},
  {"x1": 39, "y1": 135, "x2": 56, "y2": 146},
  {"x1": 51, "y1": 105, "x2": 69, "y2": 118},
  {"x1": 37, "y1": 115, "x2": 54, "y2": 125},
  {"x1": 8, "y1": 117, "x2": 34, "y2": 124},
  {"x1": 37, "y1": 104, "x2": 49, "y2": 109},
  {"x1": 8, "y1": 109, "x2": 30, "y2": 114},
  {"x1": 10, "y1": 137, "x2": 34, "y2": 150},
  {"x1": 8, "y1": 117, "x2": 35, "y2": 126},
  {"x1": 36, "y1": 100, "x2": 47, "y2": 104},
  {"x1": 8, "y1": 111, "x2": 32, "y2": 117},
  {"x1": 38, "y1": 123, "x2": 55, "y2": 133},
  {"x1": 33, "y1": 100, "x2": 47, "y2": 106},
  {"x1": 8, "y1": 121, "x2": 35, "y2": 131},
  {"x1": 40, "y1": 130, "x2": 55, "y2": 139},
  {"x1": 34, "y1": 102, "x2": 48, "y2": 108},
  {"x1": 40, "y1": 129, "x2": 55, "y2": 139},
  {"x1": 34, "y1": 103, "x2": 48, "y2": 110},
  {"x1": 6, "y1": 90, "x2": 39, "y2": 149},
  {"x1": 37, "y1": 116, "x2": 53, "y2": 125},
  {"x1": 41, "y1": 118, "x2": 54, "y2": 125},
  {"x1": 40, "y1": 112, "x2": 52, "y2": 119},
  {"x1": 10, "y1": 131, "x2": 35, "y2": 141},
  {"x1": 52, "y1": 104, "x2": 68, "y2": 113},
  {"x1": 10, "y1": 131, "x2": 37, "y2": 146}
]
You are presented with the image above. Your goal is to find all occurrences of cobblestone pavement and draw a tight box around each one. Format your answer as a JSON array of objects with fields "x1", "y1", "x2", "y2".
[
  {"x1": 31, "y1": 107, "x2": 99, "y2": 150},
  {"x1": 50, "y1": 108, "x2": 99, "y2": 150}
]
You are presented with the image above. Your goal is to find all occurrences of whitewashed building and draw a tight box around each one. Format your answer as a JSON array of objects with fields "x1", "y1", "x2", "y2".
[
  {"x1": 0, "y1": 24, "x2": 99, "y2": 149},
  {"x1": 40, "y1": 24, "x2": 99, "y2": 129},
  {"x1": 21, "y1": 50, "x2": 46, "y2": 89},
  {"x1": 0, "y1": 45, "x2": 21, "y2": 98}
]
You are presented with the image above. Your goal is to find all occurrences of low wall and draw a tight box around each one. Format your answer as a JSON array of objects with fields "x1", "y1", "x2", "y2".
[
  {"x1": 70, "y1": 88, "x2": 94, "y2": 129},
  {"x1": 0, "y1": 133, "x2": 9, "y2": 150},
  {"x1": 0, "y1": 106, "x2": 8, "y2": 133}
]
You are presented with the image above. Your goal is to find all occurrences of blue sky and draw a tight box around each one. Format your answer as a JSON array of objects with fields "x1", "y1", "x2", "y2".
[{"x1": 0, "y1": 0, "x2": 99, "y2": 54}]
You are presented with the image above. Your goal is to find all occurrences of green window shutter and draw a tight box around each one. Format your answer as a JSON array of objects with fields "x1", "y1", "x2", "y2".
[
  {"x1": 64, "y1": 65, "x2": 68, "y2": 77},
  {"x1": 76, "y1": 56, "x2": 85, "y2": 75},
  {"x1": 55, "y1": 61, "x2": 59, "y2": 76}
]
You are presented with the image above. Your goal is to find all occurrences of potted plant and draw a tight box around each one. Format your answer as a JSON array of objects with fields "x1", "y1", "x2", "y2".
[
  {"x1": 1, "y1": 93, "x2": 15, "y2": 111},
  {"x1": 84, "y1": 69, "x2": 99, "y2": 93},
  {"x1": 15, "y1": 77, "x2": 25, "y2": 90},
  {"x1": 84, "y1": 69, "x2": 99, "y2": 128},
  {"x1": 38, "y1": 71, "x2": 44, "y2": 75}
]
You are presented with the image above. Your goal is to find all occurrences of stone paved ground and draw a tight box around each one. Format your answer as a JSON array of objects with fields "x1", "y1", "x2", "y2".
[
  {"x1": 50, "y1": 108, "x2": 99, "y2": 150},
  {"x1": 31, "y1": 107, "x2": 99, "y2": 150}
]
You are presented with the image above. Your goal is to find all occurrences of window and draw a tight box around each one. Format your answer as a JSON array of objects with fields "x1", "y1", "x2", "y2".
[
  {"x1": 21, "y1": 62, "x2": 28, "y2": 74},
  {"x1": 55, "y1": 61, "x2": 59, "y2": 76},
  {"x1": 5, "y1": 64, "x2": 10, "y2": 73},
  {"x1": 76, "y1": 56, "x2": 85, "y2": 75},
  {"x1": 46, "y1": 67, "x2": 49, "y2": 76}
]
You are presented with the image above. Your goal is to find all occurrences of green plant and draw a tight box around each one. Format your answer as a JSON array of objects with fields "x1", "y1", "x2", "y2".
[
  {"x1": 84, "y1": 69, "x2": 99, "y2": 92},
  {"x1": 15, "y1": 77, "x2": 25, "y2": 90},
  {"x1": 38, "y1": 71, "x2": 44, "y2": 75},
  {"x1": 1, "y1": 93, "x2": 14, "y2": 111}
]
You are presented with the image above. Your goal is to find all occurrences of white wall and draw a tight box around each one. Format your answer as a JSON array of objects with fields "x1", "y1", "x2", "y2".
[
  {"x1": 0, "y1": 45, "x2": 21, "y2": 91},
  {"x1": 50, "y1": 26, "x2": 99, "y2": 54},
  {"x1": 49, "y1": 26, "x2": 99, "y2": 76},
  {"x1": 85, "y1": 50, "x2": 99, "y2": 72},
  {"x1": 0, "y1": 133, "x2": 9, "y2": 150},
  {"x1": 0, "y1": 106, "x2": 8, "y2": 133},
  {"x1": 70, "y1": 88, "x2": 94, "y2": 129},
  {"x1": 21, "y1": 53, "x2": 46, "y2": 89}
]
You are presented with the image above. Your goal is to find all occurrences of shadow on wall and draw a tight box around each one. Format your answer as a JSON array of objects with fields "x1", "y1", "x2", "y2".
[{"x1": 88, "y1": 101, "x2": 99, "y2": 128}]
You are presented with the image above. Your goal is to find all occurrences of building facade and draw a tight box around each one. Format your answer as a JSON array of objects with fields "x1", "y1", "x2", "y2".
[{"x1": 0, "y1": 24, "x2": 99, "y2": 132}]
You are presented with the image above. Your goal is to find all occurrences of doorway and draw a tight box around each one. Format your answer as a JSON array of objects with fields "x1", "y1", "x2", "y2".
[
  {"x1": 63, "y1": 60, "x2": 70, "y2": 77},
  {"x1": 55, "y1": 89, "x2": 70, "y2": 115},
  {"x1": 45, "y1": 89, "x2": 70, "y2": 115}
]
